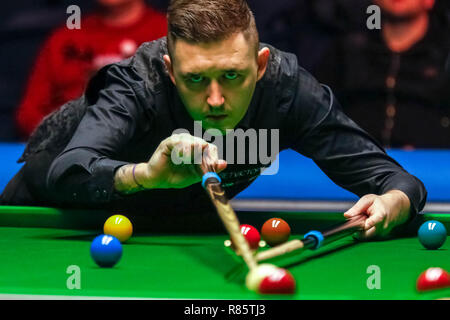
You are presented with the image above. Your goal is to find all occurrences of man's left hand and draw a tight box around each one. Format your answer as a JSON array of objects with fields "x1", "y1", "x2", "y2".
[{"x1": 343, "y1": 190, "x2": 411, "y2": 240}]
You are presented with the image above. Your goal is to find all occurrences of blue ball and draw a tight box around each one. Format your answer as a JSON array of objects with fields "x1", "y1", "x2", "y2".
[
  {"x1": 90, "y1": 234, "x2": 123, "y2": 267},
  {"x1": 418, "y1": 220, "x2": 447, "y2": 250}
]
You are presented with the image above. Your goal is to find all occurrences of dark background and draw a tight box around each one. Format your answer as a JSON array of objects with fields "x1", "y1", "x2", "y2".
[{"x1": 1, "y1": 0, "x2": 449, "y2": 141}]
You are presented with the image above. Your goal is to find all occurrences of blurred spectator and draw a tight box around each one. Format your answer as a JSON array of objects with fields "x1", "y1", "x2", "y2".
[
  {"x1": 15, "y1": 0, "x2": 167, "y2": 140},
  {"x1": 246, "y1": 0, "x2": 373, "y2": 71},
  {"x1": 315, "y1": 0, "x2": 450, "y2": 148}
]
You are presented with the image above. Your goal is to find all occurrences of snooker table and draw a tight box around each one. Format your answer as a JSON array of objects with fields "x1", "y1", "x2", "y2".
[{"x1": 0, "y1": 205, "x2": 449, "y2": 300}]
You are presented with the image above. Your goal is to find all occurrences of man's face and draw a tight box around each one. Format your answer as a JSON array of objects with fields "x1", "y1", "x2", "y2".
[
  {"x1": 374, "y1": 0, "x2": 434, "y2": 18},
  {"x1": 165, "y1": 32, "x2": 267, "y2": 134}
]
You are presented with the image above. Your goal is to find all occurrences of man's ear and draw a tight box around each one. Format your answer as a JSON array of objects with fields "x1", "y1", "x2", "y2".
[
  {"x1": 257, "y1": 47, "x2": 270, "y2": 81},
  {"x1": 163, "y1": 54, "x2": 176, "y2": 85}
]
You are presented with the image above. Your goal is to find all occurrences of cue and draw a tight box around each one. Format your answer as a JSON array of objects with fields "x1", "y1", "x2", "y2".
[
  {"x1": 255, "y1": 215, "x2": 366, "y2": 262},
  {"x1": 199, "y1": 148, "x2": 258, "y2": 271}
]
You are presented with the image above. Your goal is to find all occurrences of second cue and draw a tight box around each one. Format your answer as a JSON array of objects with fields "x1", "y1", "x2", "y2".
[{"x1": 255, "y1": 215, "x2": 366, "y2": 262}]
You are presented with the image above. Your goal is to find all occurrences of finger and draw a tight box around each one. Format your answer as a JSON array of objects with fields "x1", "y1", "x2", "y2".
[
  {"x1": 168, "y1": 134, "x2": 209, "y2": 164},
  {"x1": 364, "y1": 198, "x2": 388, "y2": 226},
  {"x1": 202, "y1": 144, "x2": 222, "y2": 168},
  {"x1": 364, "y1": 211, "x2": 385, "y2": 231},
  {"x1": 355, "y1": 204, "x2": 387, "y2": 240},
  {"x1": 169, "y1": 143, "x2": 184, "y2": 165},
  {"x1": 192, "y1": 141, "x2": 206, "y2": 165},
  {"x1": 344, "y1": 195, "x2": 376, "y2": 218},
  {"x1": 204, "y1": 143, "x2": 219, "y2": 159},
  {"x1": 169, "y1": 134, "x2": 208, "y2": 151},
  {"x1": 354, "y1": 226, "x2": 378, "y2": 240},
  {"x1": 215, "y1": 159, "x2": 227, "y2": 173},
  {"x1": 174, "y1": 143, "x2": 194, "y2": 165}
]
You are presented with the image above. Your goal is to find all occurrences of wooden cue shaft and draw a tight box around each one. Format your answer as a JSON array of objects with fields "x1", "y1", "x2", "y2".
[
  {"x1": 199, "y1": 154, "x2": 258, "y2": 271},
  {"x1": 256, "y1": 239, "x2": 305, "y2": 262},
  {"x1": 255, "y1": 215, "x2": 366, "y2": 262},
  {"x1": 203, "y1": 181, "x2": 258, "y2": 270}
]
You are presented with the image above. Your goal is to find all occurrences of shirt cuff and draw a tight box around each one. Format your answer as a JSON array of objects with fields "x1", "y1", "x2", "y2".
[
  {"x1": 380, "y1": 172, "x2": 428, "y2": 219},
  {"x1": 85, "y1": 158, "x2": 130, "y2": 203}
]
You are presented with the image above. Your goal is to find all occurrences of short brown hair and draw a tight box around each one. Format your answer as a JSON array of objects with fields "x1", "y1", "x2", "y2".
[{"x1": 167, "y1": 0, "x2": 259, "y2": 59}]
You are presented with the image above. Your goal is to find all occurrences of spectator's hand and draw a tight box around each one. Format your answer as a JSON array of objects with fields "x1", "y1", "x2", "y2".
[
  {"x1": 343, "y1": 190, "x2": 411, "y2": 240},
  {"x1": 142, "y1": 133, "x2": 227, "y2": 189}
]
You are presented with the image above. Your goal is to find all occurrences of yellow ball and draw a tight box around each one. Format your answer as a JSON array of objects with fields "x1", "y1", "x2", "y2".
[{"x1": 103, "y1": 215, "x2": 133, "y2": 243}]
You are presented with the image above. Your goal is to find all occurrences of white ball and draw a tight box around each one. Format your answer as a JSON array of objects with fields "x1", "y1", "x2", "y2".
[{"x1": 245, "y1": 264, "x2": 279, "y2": 292}]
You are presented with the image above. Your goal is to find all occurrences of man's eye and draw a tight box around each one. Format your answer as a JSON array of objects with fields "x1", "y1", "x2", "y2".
[
  {"x1": 224, "y1": 72, "x2": 238, "y2": 80},
  {"x1": 190, "y1": 75, "x2": 204, "y2": 83}
]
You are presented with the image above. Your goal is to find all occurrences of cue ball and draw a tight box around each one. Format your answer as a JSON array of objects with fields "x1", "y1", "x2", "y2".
[
  {"x1": 261, "y1": 218, "x2": 291, "y2": 247},
  {"x1": 104, "y1": 214, "x2": 133, "y2": 243},
  {"x1": 90, "y1": 234, "x2": 123, "y2": 268},
  {"x1": 245, "y1": 264, "x2": 278, "y2": 292},
  {"x1": 418, "y1": 220, "x2": 447, "y2": 250}
]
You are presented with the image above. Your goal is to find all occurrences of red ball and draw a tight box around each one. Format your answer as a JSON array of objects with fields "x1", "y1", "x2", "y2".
[
  {"x1": 261, "y1": 218, "x2": 291, "y2": 247},
  {"x1": 259, "y1": 268, "x2": 296, "y2": 294},
  {"x1": 240, "y1": 224, "x2": 261, "y2": 250},
  {"x1": 416, "y1": 267, "x2": 450, "y2": 292}
]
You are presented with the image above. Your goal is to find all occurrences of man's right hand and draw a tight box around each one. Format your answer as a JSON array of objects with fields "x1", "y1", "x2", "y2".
[
  {"x1": 114, "y1": 133, "x2": 227, "y2": 193},
  {"x1": 143, "y1": 133, "x2": 227, "y2": 189}
]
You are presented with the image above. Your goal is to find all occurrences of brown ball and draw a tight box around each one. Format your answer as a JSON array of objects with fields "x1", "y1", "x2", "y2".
[{"x1": 261, "y1": 218, "x2": 291, "y2": 247}]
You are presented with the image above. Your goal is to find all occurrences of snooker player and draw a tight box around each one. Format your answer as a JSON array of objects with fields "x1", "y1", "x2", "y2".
[{"x1": 1, "y1": 0, "x2": 426, "y2": 240}]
